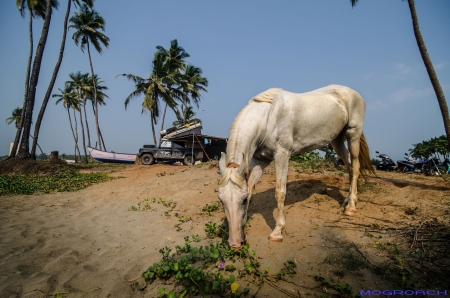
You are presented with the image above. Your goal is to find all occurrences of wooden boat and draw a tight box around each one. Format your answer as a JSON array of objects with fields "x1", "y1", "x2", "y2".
[{"x1": 87, "y1": 147, "x2": 136, "y2": 164}]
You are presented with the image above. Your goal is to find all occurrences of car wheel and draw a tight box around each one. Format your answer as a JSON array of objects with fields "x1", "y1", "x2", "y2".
[
  {"x1": 141, "y1": 154, "x2": 154, "y2": 165},
  {"x1": 183, "y1": 155, "x2": 194, "y2": 166}
]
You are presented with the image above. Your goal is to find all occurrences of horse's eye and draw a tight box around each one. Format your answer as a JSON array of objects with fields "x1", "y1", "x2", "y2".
[{"x1": 242, "y1": 198, "x2": 248, "y2": 205}]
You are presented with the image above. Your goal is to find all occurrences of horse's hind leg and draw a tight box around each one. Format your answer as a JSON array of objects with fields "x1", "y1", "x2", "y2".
[
  {"x1": 331, "y1": 131, "x2": 361, "y2": 216},
  {"x1": 331, "y1": 134, "x2": 351, "y2": 174},
  {"x1": 343, "y1": 133, "x2": 362, "y2": 216}
]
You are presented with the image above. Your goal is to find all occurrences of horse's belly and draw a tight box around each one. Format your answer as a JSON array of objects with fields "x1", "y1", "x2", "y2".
[{"x1": 289, "y1": 98, "x2": 347, "y2": 153}]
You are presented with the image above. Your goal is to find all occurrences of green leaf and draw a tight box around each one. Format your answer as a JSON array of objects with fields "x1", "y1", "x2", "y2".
[
  {"x1": 212, "y1": 280, "x2": 220, "y2": 290},
  {"x1": 157, "y1": 287, "x2": 165, "y2": 296},
  {"x1": 229, "y1": 274, "x2": 235, "y2": 283},
  {"x1": 163, "y1": 265, "x2": 170, "y2": 271},
  {"x1": 179, "y1": 289, "x2": 187, "y2": 298},
  {"x1": 167, "y1": 290, "x2": 175, "y2": 298}
]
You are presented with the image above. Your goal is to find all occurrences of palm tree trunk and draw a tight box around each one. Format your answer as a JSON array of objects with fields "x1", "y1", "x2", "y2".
[
  {"x1": 86, "y1": 42, "x2": 103, "y2": 151},
  {"x1": 78, "y1": 101, "x2": 88, "y2": 163},
  {"x1": 83, "y1": 98, "x2": 91, "y2": 147},
  {"x1": 183, "y1": 98, "x2": 188, "y2": 125},
  {"x1": 73, "y1": 108, "x2": 82, "y2": 161},
  {"x1": 408, "y1": 0, "x2": 450, "y2": 150},
  {"x1": 151, "y1": 112, "x2": 157, "y2": 146},
  {"x1": 67, "y1": 108, "x2": 79, "y2": 155},
  {"x1": 99, "y1": 126, "x2": 106, "y2": 151},
  {"x1": 10, "y1": 9, "x2": 34, "y2": 158},
  {"x1": 31, "y1": 0, "x2": 72, "y2": 158},
  {"x1": 17, "y1": 0, "x2": 53, "y2": 159},
  {"x1": 160, "y1": 103, "x2": 168, "y2": 143},
  {"x1": 90, "y1": 100, "x2": 106, "y2": 150},
  {"x1": 29, "y1": 134, "x2": 44, "y2": 155}
]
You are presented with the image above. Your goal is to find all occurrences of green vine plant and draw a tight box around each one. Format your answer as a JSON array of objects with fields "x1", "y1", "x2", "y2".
[
  {"x1": 202, "y1": 202, "x2": 221, "y2": 215},
  {"x1": 314, "y1": 275, "x2": 362, "y2": 298},
  {"x1": 137, "y1": 224, "x2": 298, "y2": 297}
]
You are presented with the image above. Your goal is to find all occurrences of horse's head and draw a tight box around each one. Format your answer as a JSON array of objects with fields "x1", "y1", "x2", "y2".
[{"x1": 218, "y1": 152, "x2": 249, "y2": 249}]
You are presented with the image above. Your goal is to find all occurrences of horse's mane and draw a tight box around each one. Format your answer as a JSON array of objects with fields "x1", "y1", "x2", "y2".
[
  {"x1": 249, "y1": 88, "x2": 282, "y2": 104},
  {"x1": 227, "y1": 88, "x2": 282, "y2": 165},
  {"x1": 219, "y1": 168, "x2": 246, "y2": 187}
]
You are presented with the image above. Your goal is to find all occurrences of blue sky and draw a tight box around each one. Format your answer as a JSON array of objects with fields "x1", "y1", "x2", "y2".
[{"x1": 1, "y1": 0, "x2": 449, "y2": 161}]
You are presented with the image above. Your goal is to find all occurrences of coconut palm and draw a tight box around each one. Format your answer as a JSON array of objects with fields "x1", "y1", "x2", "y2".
[
  {"x1": 351, "y1": 0, "x2": 450, "y2": 150},
  {"x1": 31, "y1": 0, "x2": 94, "y2": 159},
  {"x1": 172, "y1": 105, "x2": 202, "y2": 128},
  {"x1": 6, "y1": 108, "x2": 23, "y2": 129},
  {"x1": 177, "y1": 64, "x2": 208, "y2": 125},
  {"x1": 69, "y1": 3, "x2": 109, "y2": 151},
  {"x1": 12, "y1": 0, "x2": 59, "y2": 158},
  {"x1": 155, "y1": 39, "x2": 190, "y2": 133},
  {"x1": 66, "y1": 71, "x2": 90, "y2": 162},
  {"x1": 118, "y1": 52, "x2": 179, "y2": 146},
  {"x1": 53, "y1": 86, "x2": 82, "y2": 161},
  {"x1": 85, "y1": 74, "x2": 109, "y2": 150}
]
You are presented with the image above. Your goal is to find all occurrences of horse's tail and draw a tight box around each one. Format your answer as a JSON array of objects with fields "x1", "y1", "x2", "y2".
[{"x1": 359, "y1": 132, "x2": 375, "y2": 179}]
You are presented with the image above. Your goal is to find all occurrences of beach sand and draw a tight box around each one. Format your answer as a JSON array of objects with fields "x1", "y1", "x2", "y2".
[{"x1": 1, "y1": 163, "x2": 449, "y2": 297}]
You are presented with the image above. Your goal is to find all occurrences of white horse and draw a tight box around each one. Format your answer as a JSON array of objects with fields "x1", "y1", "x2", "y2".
[{"x1": 218, "y1": 85, "x2": 373, "y2": 249}]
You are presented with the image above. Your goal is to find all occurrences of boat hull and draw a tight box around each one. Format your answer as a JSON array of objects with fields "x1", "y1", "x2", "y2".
[{"x1": 87, "y1": 147, "x2": 136, "y2": 164}]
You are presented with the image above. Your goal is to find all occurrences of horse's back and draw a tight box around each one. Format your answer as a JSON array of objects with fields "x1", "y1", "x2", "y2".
[{"x1": 260, "y1": 85, "x2": 365, "y2": 153}]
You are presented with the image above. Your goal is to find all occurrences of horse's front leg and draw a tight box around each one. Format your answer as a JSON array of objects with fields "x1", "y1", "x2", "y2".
[
  {"x1": 247, "y1": 158, "x2": 271, "y2": 200},
  {"x1": 269, "y1": 151, "x2": 289, "y2": 242}
]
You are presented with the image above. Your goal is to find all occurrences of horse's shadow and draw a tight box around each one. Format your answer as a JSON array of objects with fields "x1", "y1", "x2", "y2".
[{"x1": 247, "y1": 179, "x2": 346, "y2": 231}]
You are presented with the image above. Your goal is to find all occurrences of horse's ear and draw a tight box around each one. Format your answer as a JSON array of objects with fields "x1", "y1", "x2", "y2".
[{"x1": 219, "y1": 152, "x2": 227, "y2": 176}]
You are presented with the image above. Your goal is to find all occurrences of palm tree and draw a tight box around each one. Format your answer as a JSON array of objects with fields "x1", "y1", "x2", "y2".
[
  {"x1": 155, "y1": 39, "x2": 190, "y2": 133},
  {"x1": 31, "y1": 0, "x2": 94, "y2": 159},
  {"x1": 177, "y1": 64, "x2": 208, "y2": 125},
  {"x1": 172, "y1": 105, "x2": 202, "y2": 127},
  {"x1": 351, "y1": 0, "x2": 450, "y2": 150},
  {"x1": 53, "y1": 86, "x2": 82, "y2": 161},
  {"x1": 6, "y1": 108, "x2": 23, "y2": 128},
  {"x1": 66, "y1": 71, "x2": 90, "y2": 162},
  {"x1": 69, "y1": 3, "x2": 109, "y2": 151},
  {"x1": 12, "y1": 0, "x2": 59, "y2": 158},
  {"x1": 118, "y1": 52, "x2": 179, "y2": 146},
  {"x1": 86, "y1": 74, "x2": 109, "y2": 150}
]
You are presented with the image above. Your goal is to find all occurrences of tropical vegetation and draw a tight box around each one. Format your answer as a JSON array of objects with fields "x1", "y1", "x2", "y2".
[
  {"x1": 409, "y1": 135, "x2": 449, "y2": 160},
  {"x1": 119, "y1": 39, "x2": 208, "y2": 146},
  {"x1": 172, "y1": 105, "x2": 202, "y2": 128},
  {"x1": 69, "y1": 3, "x2": 109, "y2": 151},
  {"x1": 10, "y1": 0, "x2": 97, "y2": 160},
  {"x1": 53, "y1": 72, "x2": 109, "y2": 163}
]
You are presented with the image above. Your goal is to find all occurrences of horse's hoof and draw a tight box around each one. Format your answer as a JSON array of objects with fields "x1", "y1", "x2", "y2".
[
  {"x1": 344, "y1": 208, "x2": 357, "y2": 216},
  {"x1": 269, "y1": 236, "x2": 283, "y2": 242}
]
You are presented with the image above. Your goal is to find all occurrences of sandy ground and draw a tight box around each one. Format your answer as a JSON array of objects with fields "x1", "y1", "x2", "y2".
[{"x1": 1, "y1": 163, "x2": 449, "y2": 297}]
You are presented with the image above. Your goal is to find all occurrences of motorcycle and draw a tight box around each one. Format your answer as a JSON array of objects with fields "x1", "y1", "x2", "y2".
[
  {"x1": 396, "y1": 153, "x2": 418, "y2": 173},
  {"x1": 374, "y1": 151, "x2": 397, "y2": 171},
  {"x1": 422, "y1": 158, "x2": 445, "y2": 176}
]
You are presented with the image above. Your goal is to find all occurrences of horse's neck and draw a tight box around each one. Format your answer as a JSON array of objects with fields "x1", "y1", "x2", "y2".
[{"x1": 226, "y1": 109, "x2": 263, "y2": 167}]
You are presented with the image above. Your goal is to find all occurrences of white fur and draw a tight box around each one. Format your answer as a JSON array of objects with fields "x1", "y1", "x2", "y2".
[{"x1": 219, "y1": 85, "x2": 367, "y2": 248}]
